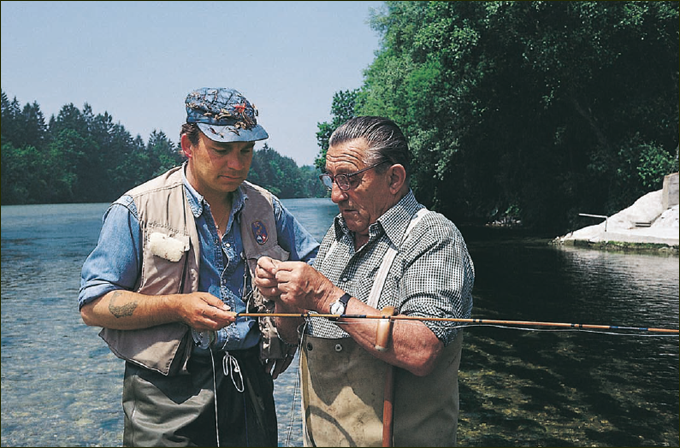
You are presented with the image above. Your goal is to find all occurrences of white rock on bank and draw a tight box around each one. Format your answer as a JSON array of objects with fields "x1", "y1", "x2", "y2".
[{"x1": 556, "y1": 190, "x2": 679, "y2": 247}]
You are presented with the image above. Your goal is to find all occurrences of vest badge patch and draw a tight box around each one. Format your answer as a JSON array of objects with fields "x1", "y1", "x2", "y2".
[{"x1": 251, "y1": 221, "x2": 269, "y2": 245}]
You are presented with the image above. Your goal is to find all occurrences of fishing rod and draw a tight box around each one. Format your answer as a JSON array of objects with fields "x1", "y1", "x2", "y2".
[{"x1": 235, "y1": 312, "x2": 679, "y2": 334}]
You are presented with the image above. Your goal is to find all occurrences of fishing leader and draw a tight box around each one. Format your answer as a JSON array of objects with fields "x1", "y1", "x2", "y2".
[{"x1": 255, "y1": 116, "x2": 475, "y2": 447}]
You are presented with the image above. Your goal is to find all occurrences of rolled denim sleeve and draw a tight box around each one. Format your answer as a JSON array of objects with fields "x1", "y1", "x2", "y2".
[
  {"x1": 272, "y1": 197, "x2": 319, "y2": 264},
  {"x1": 78, "y1": 196, "x2": 143, "y2": 310}
]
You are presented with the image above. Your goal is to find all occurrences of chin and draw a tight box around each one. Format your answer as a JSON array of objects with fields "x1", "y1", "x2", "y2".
[
  {"x1": 343, "y1": 218, "x2": 365, "y2": 233},
  {"x1": 219, "y1": 178, "x2": 243, "y2": 190}
]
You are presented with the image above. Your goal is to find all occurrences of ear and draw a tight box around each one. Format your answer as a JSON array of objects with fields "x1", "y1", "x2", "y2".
[
  {"x1": 387, "y1": 164, "x2": 407, "y2": 194},
  {"x1": 180, "y1": 134, "x2": 193, "y2": 159}
]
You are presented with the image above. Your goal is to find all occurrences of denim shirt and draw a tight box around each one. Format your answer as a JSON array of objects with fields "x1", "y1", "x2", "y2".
[{"x1": 79, "y1": 166, "x2": 319, "y2": 352}]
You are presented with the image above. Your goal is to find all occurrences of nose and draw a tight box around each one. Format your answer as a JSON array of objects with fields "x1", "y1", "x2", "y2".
[
  {"x1": 224, "y1": 151, "x2": 245, "y2": 171},
  {"x1": 330, "y1": 182, "x2": 348, "y2": 203}
]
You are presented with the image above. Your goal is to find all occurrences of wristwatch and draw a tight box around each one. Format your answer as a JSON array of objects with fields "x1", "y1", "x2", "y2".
[{"x1": 329, "y1": 293, "x2": 351, "y2": 318}]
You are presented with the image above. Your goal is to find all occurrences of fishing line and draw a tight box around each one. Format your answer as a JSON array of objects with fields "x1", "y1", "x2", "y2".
[
  {"x1": 209, "y1": 347, "x2": 220, "y2": 447},
  {"x1": 283, "y1": 319, "x2": 308, "y2": 447}
]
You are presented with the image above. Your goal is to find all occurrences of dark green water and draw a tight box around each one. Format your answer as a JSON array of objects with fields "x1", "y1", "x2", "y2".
[{"x1": 2, "y1": 201, "x2": 677, "y2": 447}]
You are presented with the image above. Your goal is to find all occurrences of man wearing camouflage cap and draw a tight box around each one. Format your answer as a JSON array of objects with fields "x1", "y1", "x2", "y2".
[{"x1": 79, "y1": 87, "x2": 319, "y2": 446}]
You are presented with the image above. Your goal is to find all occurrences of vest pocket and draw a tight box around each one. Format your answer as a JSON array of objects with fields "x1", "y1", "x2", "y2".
[
  {"x1": 244, "y1": 244, "x2": 289, "y2": 276},
  {"x1": 140, "y1": 225, "x2": 190, "y2": 294},
  {"x1": 147, "y1": 226, "x2": 190, "y2": 262}
]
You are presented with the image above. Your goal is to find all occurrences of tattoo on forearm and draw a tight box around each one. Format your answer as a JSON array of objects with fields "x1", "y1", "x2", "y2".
[{"x1": 109, "y1": 291, "x2": 138, "y2": 318}]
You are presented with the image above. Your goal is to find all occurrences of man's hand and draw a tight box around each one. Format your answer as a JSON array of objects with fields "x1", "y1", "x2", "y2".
[
  {"x1": 271, "y1": 261, "x2": 342, "y2": 313},
  {"x1": 172, "y1": 292, "x2": 236, "y2": 331},
  {"x1": 81, "y1": 289, "x2": 236, "y2": 331},
  {"x1": 254, "y1": 256, "x2": 282, "y2": 299}
]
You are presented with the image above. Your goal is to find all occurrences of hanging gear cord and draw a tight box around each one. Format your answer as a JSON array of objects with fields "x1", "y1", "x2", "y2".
[{"x1": 208, "y1": 347, "x2": 246, "y2": 447}]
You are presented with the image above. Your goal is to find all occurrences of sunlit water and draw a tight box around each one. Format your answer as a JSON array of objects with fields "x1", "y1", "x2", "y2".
[{"x1": 2, "y1": 201, "x2": 677, "y2": 447}]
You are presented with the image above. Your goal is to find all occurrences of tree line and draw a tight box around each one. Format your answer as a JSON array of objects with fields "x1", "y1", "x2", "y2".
[
  {"x1": 1, "y1": 91, "x2": 326, "y2": 205},
  {"x1": 3, "y1": 2, "x2": 678, "y2": 233},
  {"x1": 317, "y1": 1, "x2": 678, "y2": 233}
]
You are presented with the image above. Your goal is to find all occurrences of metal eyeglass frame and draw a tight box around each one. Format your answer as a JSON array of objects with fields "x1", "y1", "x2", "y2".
[{"x1": 319, "y1": 161, "x2": 388, "y2": 191}]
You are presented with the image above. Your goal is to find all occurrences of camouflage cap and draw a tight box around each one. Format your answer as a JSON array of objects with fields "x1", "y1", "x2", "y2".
[{"x1": 185, "y1": 87, "x2": 268, "y2": 142}]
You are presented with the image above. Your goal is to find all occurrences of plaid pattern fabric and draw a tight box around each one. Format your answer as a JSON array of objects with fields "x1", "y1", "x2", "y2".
[{"x1": 307, "y1": 191, "x2": 475, "y2": 346}]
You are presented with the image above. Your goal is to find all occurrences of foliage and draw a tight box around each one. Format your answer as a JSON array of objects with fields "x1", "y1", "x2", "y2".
[
  {"x1": 315, "y1": 89, "x2": 361, "y2": 171},
  {"x1": 247, "y1": 143, "x2": 325, "y2": 198},
  {"x1": 1, "y1": 90, "x2": 323, "y2": 204},
  {"x1": 637, "y1": 143, "x2": 679, "y2": 190},
  {"x1": 317, "y1": 1, "x2": 679, "y2": 232}
]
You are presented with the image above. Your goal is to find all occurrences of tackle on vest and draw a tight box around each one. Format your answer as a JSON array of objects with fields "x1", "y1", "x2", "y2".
[{"x1": 99, "y1": 166, "x2": 294, "y2": 376}]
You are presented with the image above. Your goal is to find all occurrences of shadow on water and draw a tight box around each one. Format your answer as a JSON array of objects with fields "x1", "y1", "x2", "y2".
[{"x1": 457, "y1": 226, "x2": 679, "y2": 447}]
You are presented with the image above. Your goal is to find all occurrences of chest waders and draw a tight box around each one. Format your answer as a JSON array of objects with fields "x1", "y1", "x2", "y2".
[
  {"x1": 98, "y1": 168, "x2": 287, "y2": 446},
  {"x1": 300, "y1": 333, "x2": 462, "y2": 447},
  {"x1": 300, "y1": 209, "x2": 465, "y2": 447}
]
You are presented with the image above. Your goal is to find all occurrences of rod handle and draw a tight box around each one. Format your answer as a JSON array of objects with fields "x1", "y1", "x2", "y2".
[
  {"x1": 379, "y1": 306, "x2": 397, "y2": 447},
  {"x1": 375, "y1": 306, "x2": 396, "y2": 352}
]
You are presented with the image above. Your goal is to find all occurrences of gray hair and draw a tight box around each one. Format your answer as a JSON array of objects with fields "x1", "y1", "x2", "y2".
[{"x1": 329, "y1": 116, "x2": 411, "y2": 180}]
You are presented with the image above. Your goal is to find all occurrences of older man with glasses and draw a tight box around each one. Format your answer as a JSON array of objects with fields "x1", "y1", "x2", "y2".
[{"x1": 255, "y1": 116, "x2": 475, "y2": 447}]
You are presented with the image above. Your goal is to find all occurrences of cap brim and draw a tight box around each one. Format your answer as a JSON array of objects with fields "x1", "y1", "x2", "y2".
[{"x1": 197, "y1": 123, "x2": 269, "y2": 143}]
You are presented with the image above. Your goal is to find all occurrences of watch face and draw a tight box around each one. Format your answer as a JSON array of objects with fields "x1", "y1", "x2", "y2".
[{"x1": 330, "y1": 302, "x2": 344, "y2": 315}]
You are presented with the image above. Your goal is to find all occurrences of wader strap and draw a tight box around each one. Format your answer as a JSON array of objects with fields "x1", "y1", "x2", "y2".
[
  {"x1": 367, "y1": 208, "x2": 428, "y2": 308},
  {"x1": 303, "y1": 208, "x2": 432, "y2": 446},
  {"x1": 373, "y1": 209, "x2": 427, "y2": 445}
]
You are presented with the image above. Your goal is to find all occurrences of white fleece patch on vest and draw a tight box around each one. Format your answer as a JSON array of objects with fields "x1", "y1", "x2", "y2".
[{"x1": 148, "y1": 232, "x2": 185, "y2": 262}]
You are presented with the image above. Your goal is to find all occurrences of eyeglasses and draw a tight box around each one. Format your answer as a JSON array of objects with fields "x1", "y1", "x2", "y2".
[{"x1": 319, "y1": 162, "x2": 388, "y2": 191}]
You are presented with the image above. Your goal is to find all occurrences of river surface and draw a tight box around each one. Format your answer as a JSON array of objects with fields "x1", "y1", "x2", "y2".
[{"x1": 2, "y1": 199, "x2": 678, "y2": 447}]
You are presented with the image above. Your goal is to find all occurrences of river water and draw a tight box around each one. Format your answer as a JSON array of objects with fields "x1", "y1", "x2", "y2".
[{"x1": 1, "y1": 200, "x2": 678, "y2": 447}]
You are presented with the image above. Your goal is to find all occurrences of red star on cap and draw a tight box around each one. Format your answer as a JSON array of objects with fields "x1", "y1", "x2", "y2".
[{"x1": 233, "y1": 102, "x2": 247, "y2": 114}]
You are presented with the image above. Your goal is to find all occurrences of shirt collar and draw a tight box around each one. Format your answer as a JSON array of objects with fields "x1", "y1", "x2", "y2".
[
  {"x1": 181, "y1": 162, "x2": 247, "y2": 220},
  {"x1": 333, "y1": 190, "x2": 422, "y2": 246}
]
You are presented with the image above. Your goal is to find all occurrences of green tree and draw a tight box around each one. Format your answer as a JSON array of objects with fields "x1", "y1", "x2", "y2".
[
  {"x1": 345, "y1": 1, "x2": 678, "y2": 231},
  {"x1": 2, "y1": 91, "x2": 56, "y2": 203},
  {"x1": 315, "y1": 89, "x2": 361, "y2": 170},
  {"x1": 146, "y1": 130, "x2": 184, "y2": 178},
  {"x1": 2, "y1": 94, "x2": 326, "y2": 204},
  {"x1": 248, "y1": 144, "x2": 325, "y2": 198},
  {"x1": 1, "y1": 91, "x2": 29, "y2": 148},
  {"x1": 1, "y1": 141, "x2": 50, "y2": 204}
]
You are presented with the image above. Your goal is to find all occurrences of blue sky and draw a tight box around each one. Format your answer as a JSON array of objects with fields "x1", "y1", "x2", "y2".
[{"x1": 1, "y1": 1, "x2": 384, "y2": 166}]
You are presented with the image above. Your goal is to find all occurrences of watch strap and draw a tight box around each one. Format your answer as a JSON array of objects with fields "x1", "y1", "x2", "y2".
[
  {"x1": 330, "y1": 293, "x2": 351, "y2": 320},
  {"x1": 337, "y1": 292, "x2": 351, "y2": 308}
]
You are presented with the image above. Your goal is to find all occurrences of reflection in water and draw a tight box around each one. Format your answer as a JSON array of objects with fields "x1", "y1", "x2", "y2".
[
  {"x1": 460, "y1": 237, "x2": 678, "y2": 447},
  {"x1": 1, "y1": 204, "x2": 677, "y2": 447}
]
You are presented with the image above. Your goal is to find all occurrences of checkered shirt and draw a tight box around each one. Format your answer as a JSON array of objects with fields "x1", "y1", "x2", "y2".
[{"x1": 307, "y1": 191, "x2": 475, "y2": 345}]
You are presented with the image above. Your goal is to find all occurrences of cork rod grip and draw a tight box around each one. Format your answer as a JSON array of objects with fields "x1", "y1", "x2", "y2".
[{"x1": 375, "y1": 306, "x2": 396, "y2": 352}]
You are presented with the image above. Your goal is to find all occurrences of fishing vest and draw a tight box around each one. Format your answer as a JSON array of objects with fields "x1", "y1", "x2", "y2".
[
  {"x1": 99, "y1": 166, "x2": 289, "y2": 376},
  {"x1": 300, "y1": 209, "x2": 464, "y2": 447}
]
